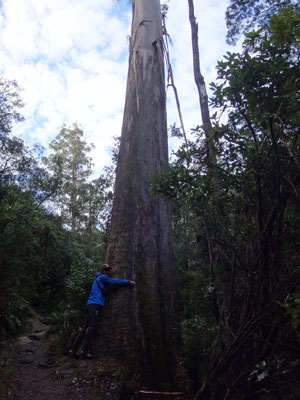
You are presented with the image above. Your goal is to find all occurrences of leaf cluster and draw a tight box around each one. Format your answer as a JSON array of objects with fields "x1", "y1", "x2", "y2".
[
  {"x1": 225, "y1": 0, "x2": 298, "y2": 45},
  {"x1": 153, "y1": 7, "x2": 300, "y2": 398}
]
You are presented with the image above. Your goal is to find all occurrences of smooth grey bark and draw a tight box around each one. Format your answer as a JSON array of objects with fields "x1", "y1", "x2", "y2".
[
  {"x1": 97, "y1": 0, "x2": 184, "y2": 390},
  {"x1": 187, "y1": 0, "x2": 213, "y2": 157},
  {"x1": 187, "y1": 0, "x2": 220, "y2": 204}
]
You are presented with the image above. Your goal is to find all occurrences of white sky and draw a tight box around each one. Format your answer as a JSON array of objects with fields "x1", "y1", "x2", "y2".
[{"x1": 0, "y1": 0, "x2": 233, "y2": 176}]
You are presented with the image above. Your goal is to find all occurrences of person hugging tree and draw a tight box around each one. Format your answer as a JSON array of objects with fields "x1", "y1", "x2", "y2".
[{"x1": 68, "y1": 263, "x2": 135, "y2": 359}]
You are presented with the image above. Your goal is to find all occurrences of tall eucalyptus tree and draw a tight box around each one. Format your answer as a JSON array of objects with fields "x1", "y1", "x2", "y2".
[{"x1": 98, "y1": 0, "x2": 185, "y2": 390}]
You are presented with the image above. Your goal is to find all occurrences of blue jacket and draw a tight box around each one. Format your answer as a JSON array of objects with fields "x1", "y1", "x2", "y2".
[{"x1": 86, "y1": 272, "x2": 131, "y2": 306}]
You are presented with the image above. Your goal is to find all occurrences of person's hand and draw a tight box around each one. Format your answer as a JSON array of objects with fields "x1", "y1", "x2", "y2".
[{"x1": 130, "y1": 281, "x2": 135, "y2": 286}]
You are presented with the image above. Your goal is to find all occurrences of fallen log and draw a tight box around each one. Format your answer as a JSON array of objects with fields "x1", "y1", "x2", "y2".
[{"x1": 136, "y1": 390, "x2": 188, "y2": 399}]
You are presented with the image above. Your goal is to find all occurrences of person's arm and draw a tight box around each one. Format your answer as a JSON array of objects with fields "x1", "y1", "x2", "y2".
[{"x1": 101, "y1": 274, "x2": 135, "y2": 287}]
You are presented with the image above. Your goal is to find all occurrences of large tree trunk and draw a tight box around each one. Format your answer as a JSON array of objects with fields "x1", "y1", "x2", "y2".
[{"x1": 97, "y1": 0, "x2": 183, "y2": 390}]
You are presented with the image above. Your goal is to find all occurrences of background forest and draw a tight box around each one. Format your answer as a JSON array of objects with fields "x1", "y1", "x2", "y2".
[{"x1": 0, "y1": 1, "x2": 299, "y2": 399}]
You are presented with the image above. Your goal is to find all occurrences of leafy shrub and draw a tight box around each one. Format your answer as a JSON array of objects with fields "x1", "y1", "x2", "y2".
[{"x1": 50, "y1": 253, "x2": 97, "y2": 342}]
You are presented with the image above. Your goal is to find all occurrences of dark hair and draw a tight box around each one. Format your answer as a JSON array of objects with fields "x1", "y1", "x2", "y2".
[{"x1": 100, "y1": 264, "x2": 111, "y2": 272}]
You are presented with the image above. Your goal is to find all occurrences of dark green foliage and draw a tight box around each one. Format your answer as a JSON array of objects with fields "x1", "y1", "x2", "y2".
[
  {"x1": 50, "y1": 249, "x2": 98, "y2": 340},
  {"x1": 0, "y1": 76, "x2": 114, "y2": 340},
  {"x1": 225, "y1": 0, "x2": 298, "y2": 44},
  {"x1": 0, "y1": 343, "x2": 16, "y2": 400},
  {"x1": 0, "y1": 183, "x2": 73, "y2": 336},
  {"x1": 0, "y1": 154, "x2": 112, "y2": 339},
  {"x1": 0, "y1": 83, "x2": 76, "y2": 335},
  {"x1": 153, "y1": 6, "x2": 299, "y2": 399}
]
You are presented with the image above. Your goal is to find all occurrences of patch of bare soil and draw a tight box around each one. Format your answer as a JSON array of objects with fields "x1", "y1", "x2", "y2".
[
  {"x1": 7, "y1": 315, "x2": 190, "y2": 400},
  {"x1": 7, "y1": 316, "x2": 111, "y2": 400}
]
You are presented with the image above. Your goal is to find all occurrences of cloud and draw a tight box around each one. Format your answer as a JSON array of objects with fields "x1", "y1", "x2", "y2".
[
  {"x1": 0, "y1": 0, "x2": 131, "y2": 174},
  {"x1": 0, "y1": 0, "x2": 233, "y2": 174}
]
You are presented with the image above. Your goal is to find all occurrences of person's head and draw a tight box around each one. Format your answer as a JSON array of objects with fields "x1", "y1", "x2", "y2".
[{"x1": 100, "y1": 263, "x2": 112, "y2": 275}]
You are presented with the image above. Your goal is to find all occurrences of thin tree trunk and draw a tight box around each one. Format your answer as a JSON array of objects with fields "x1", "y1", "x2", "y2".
[
  {"x1": 187, "y1": 0, "x2": 213, "y2": 158},
  {"x1": 97, "y1": 0, "x2": 185, "y2": 390},
  {"x1": 71, "y1": 163, "x2": 76, "y2": 232}
]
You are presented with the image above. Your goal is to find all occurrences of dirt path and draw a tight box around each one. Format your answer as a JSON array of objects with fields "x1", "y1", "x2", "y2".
[
  {"x1": 6, "y1": 316, "x2": 189, "y2": 400},
  {"x1": 8, "y1": 317, "x2": 101, "y2": 400}
]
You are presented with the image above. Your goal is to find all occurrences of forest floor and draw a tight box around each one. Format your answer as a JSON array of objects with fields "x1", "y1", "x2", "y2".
[
  {"x1": 5, "y1": 314, "x2": 130, "y2": 400},
  {"x1": 3, "y1": 314, "x2": 188, "y2": 400}
]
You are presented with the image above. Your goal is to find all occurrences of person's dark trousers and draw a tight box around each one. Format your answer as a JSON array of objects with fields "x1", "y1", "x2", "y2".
[
  {"x1": 70, "y1": 304, "x2": 102, "y2": 355},
  {"x1": 70, "y1": 329, "x2": 85, "y2": 353}
]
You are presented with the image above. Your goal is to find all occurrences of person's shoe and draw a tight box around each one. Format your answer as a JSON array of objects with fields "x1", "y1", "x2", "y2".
[
  {"x1": 68, "y1": 349, "x2": 80, "y2": 358},
  {"x1": 80, "y1": 351, "x2": 98, "y2": 359}
]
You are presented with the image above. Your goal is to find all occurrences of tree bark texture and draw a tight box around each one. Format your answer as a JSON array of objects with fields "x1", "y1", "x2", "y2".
[{"x1": 97, "y1": 0, "x2": 183, "y2": 390}]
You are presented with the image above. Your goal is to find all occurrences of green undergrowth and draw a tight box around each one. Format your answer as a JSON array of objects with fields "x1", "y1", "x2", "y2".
[{"x1": 0, "y1": 341, "x2": 17, "y2": 399}]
